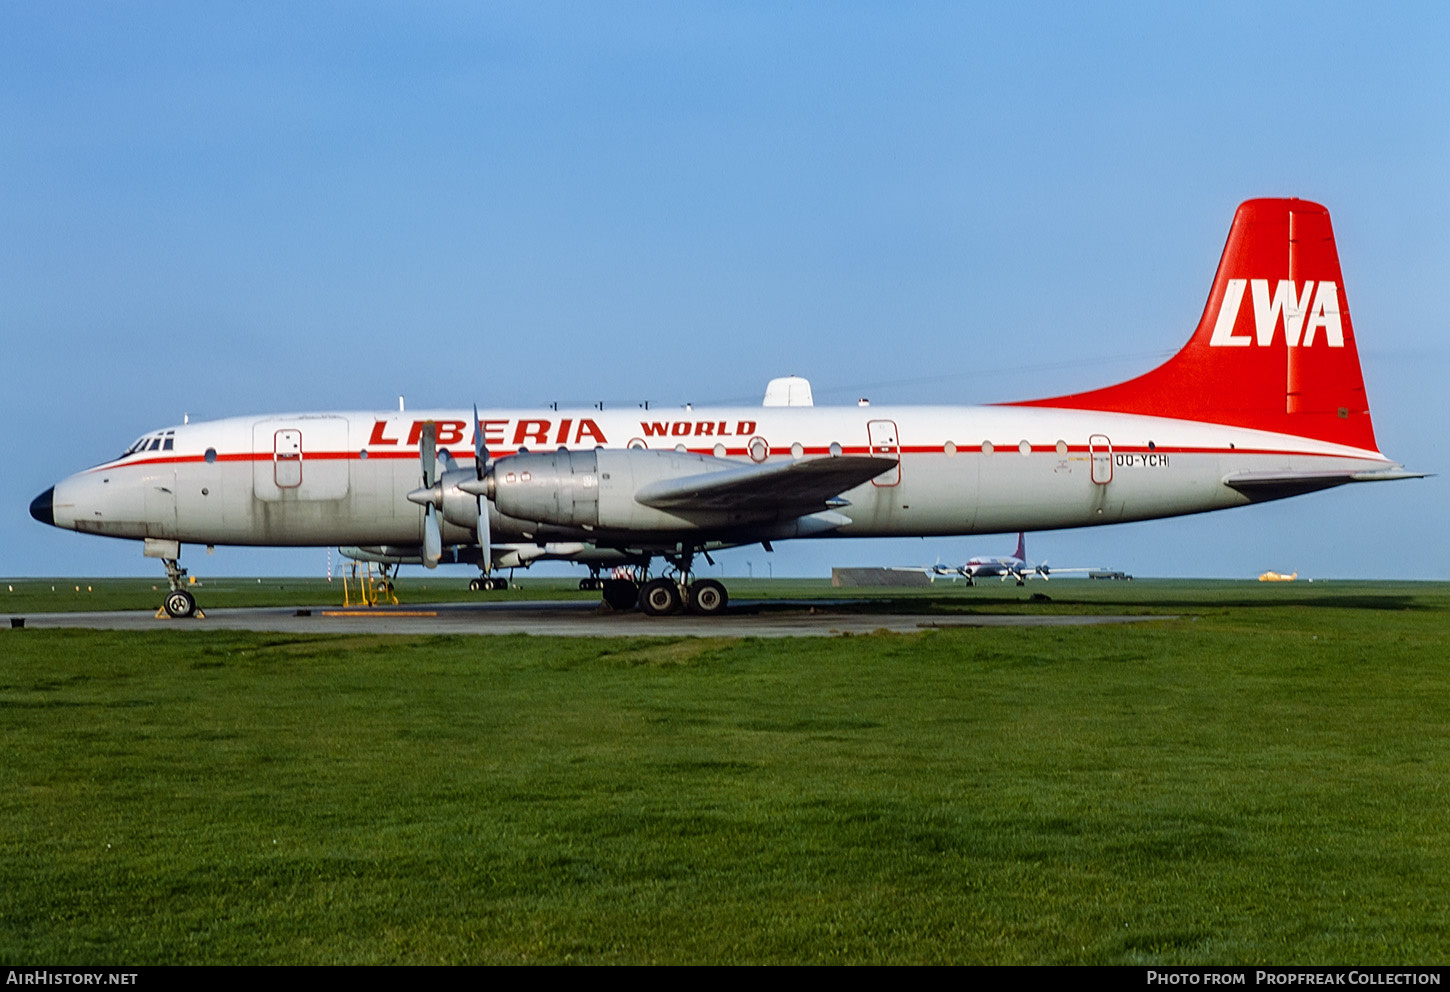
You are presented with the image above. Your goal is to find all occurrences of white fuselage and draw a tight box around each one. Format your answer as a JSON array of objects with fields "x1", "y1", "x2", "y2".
[{"x1": 46, "y1": 404, "x2": 1394, "y2": 551}]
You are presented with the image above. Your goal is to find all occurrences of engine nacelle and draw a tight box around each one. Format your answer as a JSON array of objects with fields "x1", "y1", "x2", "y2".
[
  {"x1": 490, "y1": 450, "x2": 602, "y2": 527},
  {"x1": 437, "y1": 469, "x2": 488, "y2": 535}
]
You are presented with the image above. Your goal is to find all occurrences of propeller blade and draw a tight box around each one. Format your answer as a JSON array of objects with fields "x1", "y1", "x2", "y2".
[
  {"x1": 473, "y1": 404, "x2": 489, "y2": 480},
  {"x1": 414, "y1": 421, "x2": 442, "y2": 568},
  {"x1": 472, "y1": 406, "x2": 492, "y2": 574},
  {"x1": 477, "y1": 502, "x2": 491, "y2": 576},
  {"x1": 420, "y1": 421, "x2": 437, "y2": 489},
  {"x1": 423, "y1": 504, "x2": 442, "y2": 568}
]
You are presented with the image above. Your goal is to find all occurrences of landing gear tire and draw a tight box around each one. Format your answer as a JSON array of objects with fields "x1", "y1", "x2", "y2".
[
  {"x1": 688, "y1": 579, "x2": 728, "y2": 616},
  {"x1": 639, "y1": 578, "x2": 684, "y2": 617},
  {"x1": 164, "y1": 589, "x2": 197, "y2": 618},
  {"x1": 469, "y1": 578, "x2": 483, "y2": 592},
  {"x1": 490, "y1": 578, "x2": 509, "y2": 591},
  {"x1": 602, "y1": 579, "x2": 639, "y2": 611}
]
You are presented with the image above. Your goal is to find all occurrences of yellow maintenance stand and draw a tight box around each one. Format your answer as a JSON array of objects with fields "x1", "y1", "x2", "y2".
[{"x1": 342, "y1": 562, "x2": 400, "y2": 607}]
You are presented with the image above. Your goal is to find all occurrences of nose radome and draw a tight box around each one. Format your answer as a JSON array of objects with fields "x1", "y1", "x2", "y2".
[{"x1": 29, "y1": 487, "x2": 55, "y2": 526}]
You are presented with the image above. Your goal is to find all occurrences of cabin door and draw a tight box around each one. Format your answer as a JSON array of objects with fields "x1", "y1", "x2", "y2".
[
  {"x1": 1089, "y1": 434, "x2": 1113, "y2": 485},
  {"x1": 867, "y1": 419, "x2": 901, "y2": 486}
]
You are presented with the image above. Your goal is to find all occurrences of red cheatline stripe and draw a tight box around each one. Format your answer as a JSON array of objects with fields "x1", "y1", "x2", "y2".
[{"x1": 85, "y1": 442, "x2": 1380, "y2": 473}]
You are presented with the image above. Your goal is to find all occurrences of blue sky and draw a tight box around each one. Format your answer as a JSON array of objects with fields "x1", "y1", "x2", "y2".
[{"x1": 4, "y1": 2, "x2": 1446, "y2": 580}]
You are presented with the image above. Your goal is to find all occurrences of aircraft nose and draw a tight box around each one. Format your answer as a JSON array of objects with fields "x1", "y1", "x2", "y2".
[{"x1": 29, "y1": 487, "x2": 55, "y2": 526}]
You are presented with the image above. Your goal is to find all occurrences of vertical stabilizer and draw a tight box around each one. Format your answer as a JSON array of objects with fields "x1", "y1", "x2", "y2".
[{"x1": 1008, "y1": 199, "x2": 1379, "y2": 452}]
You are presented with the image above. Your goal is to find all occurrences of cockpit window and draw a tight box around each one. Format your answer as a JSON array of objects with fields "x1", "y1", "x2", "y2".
[{"x1": 118, "y1": 430, "x2": 175, "y2": 459}]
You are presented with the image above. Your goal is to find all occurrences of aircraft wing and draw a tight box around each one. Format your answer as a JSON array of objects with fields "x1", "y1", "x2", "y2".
[{"x1": 634, "y1": 455, "x2": 897, "y2": 512}]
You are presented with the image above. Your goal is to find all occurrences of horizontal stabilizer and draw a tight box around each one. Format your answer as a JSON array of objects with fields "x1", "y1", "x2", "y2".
[
  {"x1": 1224, "y1": 469, "x2": 1426, "y2": 502},
  {"x1": 635, "y1": 455, "x2": 897, "y2": 511}
]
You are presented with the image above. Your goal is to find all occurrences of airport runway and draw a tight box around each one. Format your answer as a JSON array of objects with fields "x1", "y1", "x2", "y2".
[{"x1": 12, "y1": 600, "x2": 1175, "y2": 637}]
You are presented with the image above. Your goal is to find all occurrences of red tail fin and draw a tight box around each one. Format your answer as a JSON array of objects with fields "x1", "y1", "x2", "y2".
[
  {"x1": 1013, "y1": 532, "x2": 1026, "y2": 561},
  {"x1": 1009, "y1": 199, "x2": 1379, "y2": 452}
]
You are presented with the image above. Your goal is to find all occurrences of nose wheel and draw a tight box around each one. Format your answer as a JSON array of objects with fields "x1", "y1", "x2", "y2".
[{"x1": 164, "y1": 589, "x2": 197, "y2": 618}]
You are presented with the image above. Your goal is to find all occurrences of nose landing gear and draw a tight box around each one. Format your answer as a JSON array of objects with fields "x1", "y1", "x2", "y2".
[{"x1": 156, "y1": 557, "x2": 203, "y2": 619}]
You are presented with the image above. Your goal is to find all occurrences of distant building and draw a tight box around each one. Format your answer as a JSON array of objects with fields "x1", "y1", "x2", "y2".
[{"x1": 831, "y1": 568, "x2": 931, "y2": 588}]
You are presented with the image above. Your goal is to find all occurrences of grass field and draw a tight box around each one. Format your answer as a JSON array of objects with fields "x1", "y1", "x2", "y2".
[{"x1": 2, "y1": 580, "x2": 1448, "y2": 964}]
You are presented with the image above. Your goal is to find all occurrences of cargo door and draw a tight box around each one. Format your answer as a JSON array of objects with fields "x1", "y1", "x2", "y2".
[{"x1": 253, "y1": 418, "x2": 350, "y2": 501}]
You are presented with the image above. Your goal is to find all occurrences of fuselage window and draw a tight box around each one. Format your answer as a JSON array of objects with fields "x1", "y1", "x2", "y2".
[
  {"x1": 1055, "y1": 440, "x2": 1067, "y2": 456},
  {"x1": 1018, "y1": 440, "x2": 1031, "y2": 456},
  {"x1": 790, "y1": 442, "x2": 803, "y2": 458},
  {"x1": 944, "y1": 441, "x2": 957, "y2": 457},
  {"x1": 204, "y1": 448, "x2": 218, "y2": 464},
  {"x1": 982, "y1": 441, "x2": 994, "y2": 456}
]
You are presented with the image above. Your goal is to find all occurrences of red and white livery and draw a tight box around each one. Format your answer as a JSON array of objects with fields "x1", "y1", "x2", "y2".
[{"x1": 30, "y1": 199, "x2": 1422, "y2": 617}]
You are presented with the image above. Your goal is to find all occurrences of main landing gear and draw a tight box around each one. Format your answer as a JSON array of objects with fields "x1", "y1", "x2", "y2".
[
  {"x1": 599, "y1": 554, "x2": 730, "y2": 618},
  {"x1": 469, "y1": 564, "x2": 514, "y2": 591},
  {"x1": 638, "y1": 577, "x2": 729, "y2": 617}
]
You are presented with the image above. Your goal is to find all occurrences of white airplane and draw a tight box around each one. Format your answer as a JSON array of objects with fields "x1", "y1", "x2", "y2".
[
  {"x1": 902, "y1": 532, "x2": 1099, "y2": 586},
  {"x1": 30, "y1": 198, "x2": 1423, "y2": 618}
]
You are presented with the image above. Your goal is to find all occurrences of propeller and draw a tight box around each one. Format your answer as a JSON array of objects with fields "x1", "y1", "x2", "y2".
[
  {"x1": 406, "y1": 413, "x2": 495, "y2": 572},
  {"x1": 406, "y1": 421, "x2": 443, "y2": 568}
]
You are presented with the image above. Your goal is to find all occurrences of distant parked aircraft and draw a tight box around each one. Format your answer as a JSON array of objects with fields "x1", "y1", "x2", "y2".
[{"x1": 898, "y1": 532, "x2": 1101, "y2": 586}]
